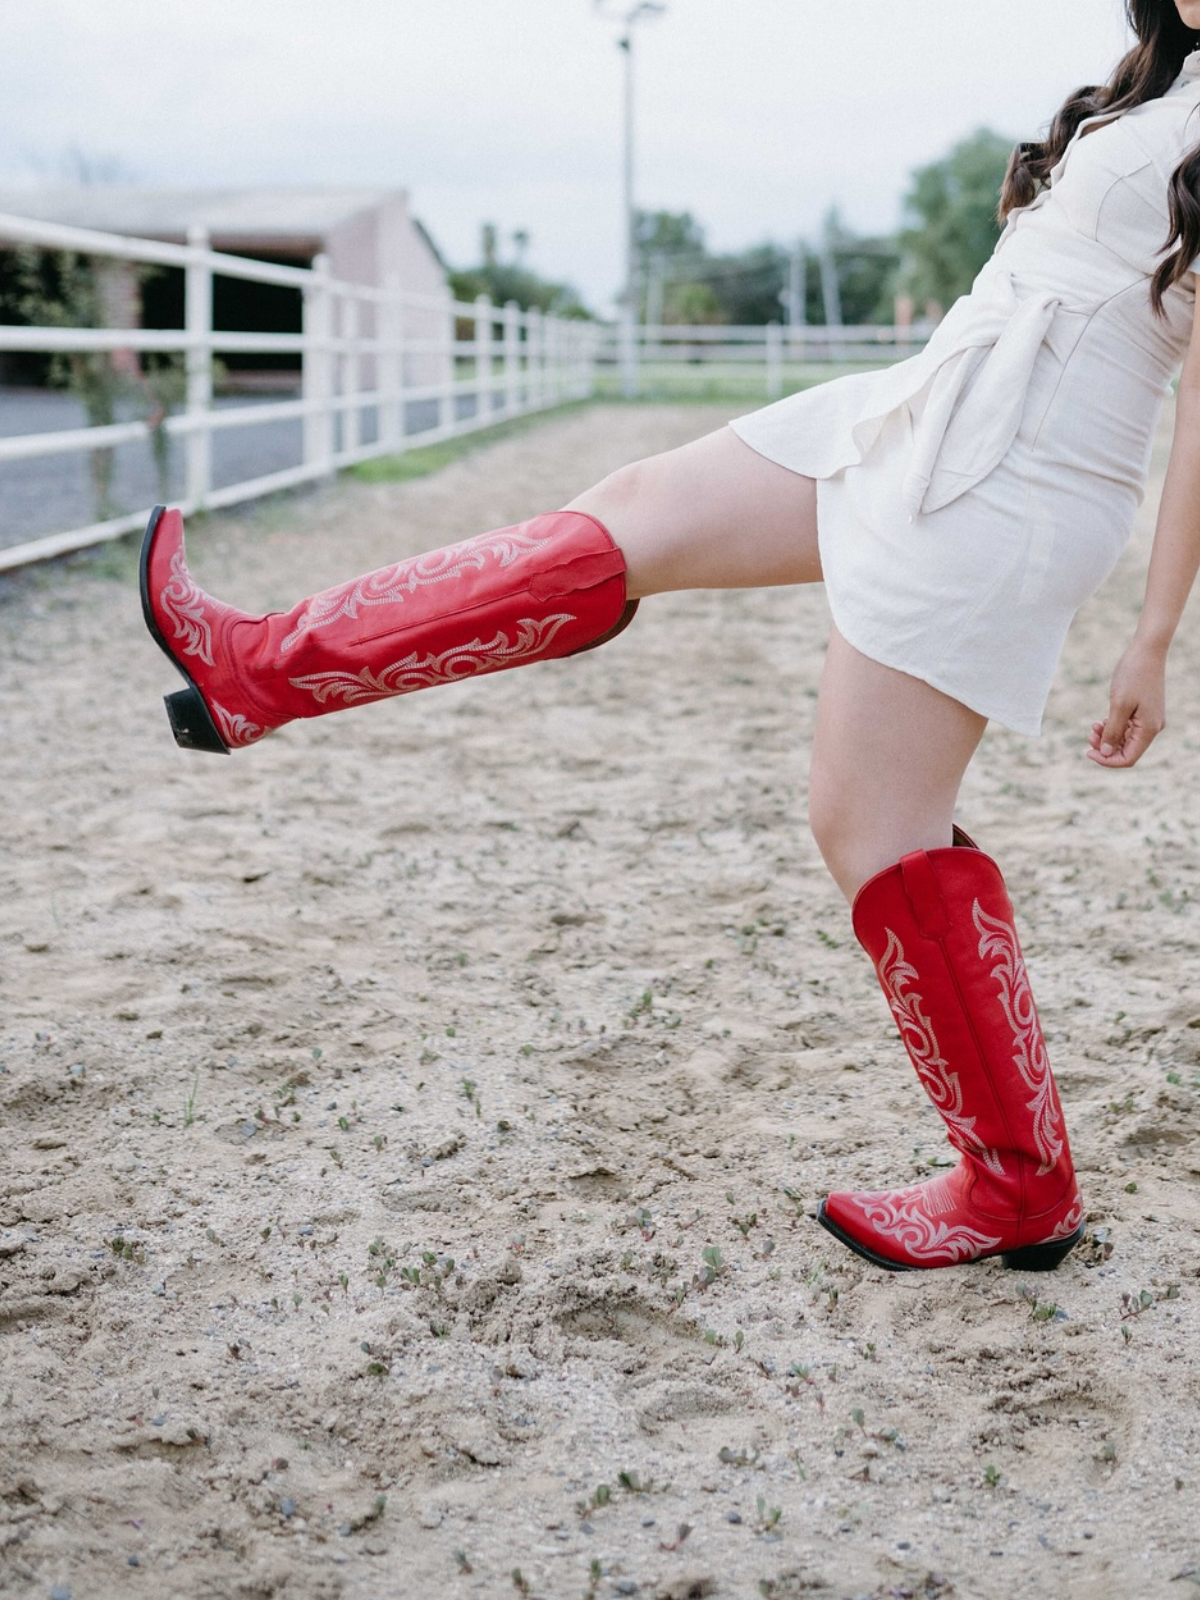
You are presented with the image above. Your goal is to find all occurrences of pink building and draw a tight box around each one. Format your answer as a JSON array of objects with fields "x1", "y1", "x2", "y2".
[{"x1": 0, "y1": 185, "x2": 451, "y2": 390}]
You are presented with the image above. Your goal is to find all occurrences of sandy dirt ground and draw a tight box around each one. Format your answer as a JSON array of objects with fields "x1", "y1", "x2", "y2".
[{"x1": 2, "y1": 402, "x2": 1199, "y2": 1600}]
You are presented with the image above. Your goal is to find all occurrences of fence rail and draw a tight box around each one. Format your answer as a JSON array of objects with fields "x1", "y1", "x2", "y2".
[
  {"x1": 1, "y1": 210, "x2": 935, "y2": 573},
  {"x1": 592, "y1": 319, "x2": 934, "y2": 400},
  {"x1": 0, "y1": 212, "x2": 597, "y2": 572}
]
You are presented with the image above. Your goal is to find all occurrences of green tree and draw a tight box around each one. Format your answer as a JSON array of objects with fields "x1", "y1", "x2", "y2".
[
  {"x1": 11, "y1": 249, "x2": 185, "y2": 518},
  {"x1": 814, "y1": 207, "x2": 899, "y2": 326},
  {"x1": 635, "y1": 209, "x2": 708, "y2": 261},
  {"x1": 898, "y1": 127, "x2": 1015, "y2": 310},
  {"x1": 699, "y1": 242, "x2": 790, "y2": 327},
  {"x1": 449, "y1": 222, "x2": 592, "y2": 319},
  {"x1": 660, "y1": 279, "x2": 724, "y2": 325},
  {"x1": 635, "y1": 211, "x2": 722, "y2": 324},
  {"x1": 634, "y1": 207, "x2": 897, "y2": 328}
]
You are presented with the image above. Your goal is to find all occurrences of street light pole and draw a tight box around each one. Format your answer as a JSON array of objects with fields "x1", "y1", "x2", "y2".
[{"x1": 597, "y1": 0, "x2": 665, "y2": 399}]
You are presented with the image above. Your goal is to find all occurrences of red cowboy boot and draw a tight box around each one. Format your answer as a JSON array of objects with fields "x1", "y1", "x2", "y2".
[
  {"x1": 818, "y1": 837, "x2": 1085, "y2": 1271},
  {"x1": 139, "y1": 505, "x2": 637, "y2": 754}
]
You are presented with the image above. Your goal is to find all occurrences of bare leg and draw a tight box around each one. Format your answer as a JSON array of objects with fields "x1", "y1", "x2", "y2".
[
  {"x1": 567, "y1": 425, "x2": 820, "y2": 598},
  {"x1": 141, "y1": 425, "x2": 819, "y2": 753},
  {"x1": 571, "y1": 432, "x2": 983, "y2": 889},
  {"x1": 809, "y1": 626, "x2": 988, "y2": 901}
]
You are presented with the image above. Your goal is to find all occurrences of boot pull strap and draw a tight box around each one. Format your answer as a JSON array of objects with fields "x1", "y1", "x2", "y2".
[
  {"x1": 900, "y1": 850, "x2": 951, "y2": 940},
  {"x1": 529, "y1": 548, "x2": 627, "y2": 601}
]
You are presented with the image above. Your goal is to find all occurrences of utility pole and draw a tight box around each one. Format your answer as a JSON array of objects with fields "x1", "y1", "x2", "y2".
[{"x1": 597, "y1": 0, "x2": 666, "y2": 398}]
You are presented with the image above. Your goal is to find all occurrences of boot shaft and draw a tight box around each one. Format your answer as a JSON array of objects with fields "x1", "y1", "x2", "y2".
[
  {"x1": 241, "y1": 513, "x2": 630, "y2": 717},
  {"x1": 270, "y1": 519, "x2": 628, "y2": 660},
  {"x1": 851, "y1": 842, "x2": 1075, "y2": 1221},
  {"x1": 143, "y1": 507, "x2": 635, "y2": 749}
]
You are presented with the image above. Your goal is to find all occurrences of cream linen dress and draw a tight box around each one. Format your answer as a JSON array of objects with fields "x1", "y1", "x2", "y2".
[{"x1": 729, "y1": 54, "x2": 1200, "y2": 734}]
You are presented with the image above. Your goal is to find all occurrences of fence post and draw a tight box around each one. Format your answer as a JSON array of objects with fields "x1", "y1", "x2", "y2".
[
  {"x1": 474, "y1": 294, "x2": 493, "y2": 425},
  {"x1": 766, "y1": 320, "x2": 783, "y2": 399},
  {"x1": 380, "y1": 272, "x2": 404, "y2": 450},
  {"x1": 580, "y1": 322, "x2": 595, "y2": 398},
  {"x1": 504, "y1": 300, "x2": 521, "y2": 415},
  {"x1": 562, "y1": 318, "x2": 576, "y2": 398},
  {"x1": 302, "y1": 252, "x2": 335, "y2": 477},
  {"x1": 550, "y1": 316, "x2": 561, "y2": 401},
  {"x1": 619, "y1": 306, "x2": 639, "y2": 400},
  {"x1": 341, "y1": 292, "x2": 361, "y2": 458},
  {"x1": 562, "y1": 319, "x2": 577, "y2": 398},
  {"x1": 184, "y1": 225, "x2": 213, "y2": 508},
  {"x1": 579, "y1": 322, "x2": 591, "y2": 397},
  {"x1": 435, "y1": 298, "x2": 453, "y2": 435},
  {"x1": 527, "y1": 308, "x2": 544, "y2": 409},
  {"x1": 582, "y1": 321, "x2": 600, "y2": 398},
  {"x1": 552, "y1": 316, "x2": 566, "y2": 403}
]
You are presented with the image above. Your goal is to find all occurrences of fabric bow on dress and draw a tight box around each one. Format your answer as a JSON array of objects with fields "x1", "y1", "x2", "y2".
[{"x1": 900, "y1": 271, "x2": 1063, "y2": 518}]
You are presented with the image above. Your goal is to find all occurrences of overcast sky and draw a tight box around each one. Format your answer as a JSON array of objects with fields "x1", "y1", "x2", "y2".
[{"x1": 1, "y1": 0, "x2": 1137, "y2": 313}]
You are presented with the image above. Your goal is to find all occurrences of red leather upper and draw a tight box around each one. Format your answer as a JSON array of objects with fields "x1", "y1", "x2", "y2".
[
  {"x1": 824, "y1": 842, "x2": 1082, "y2": 1266},
  {"x1": 145, "y1": 509, "x2": 631, "y2": 746}
]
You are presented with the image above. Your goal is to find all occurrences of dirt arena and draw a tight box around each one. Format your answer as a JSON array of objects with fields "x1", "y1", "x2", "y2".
[{"x1": 2, "y1": 402, "x2": 1199, "y2": 1599}]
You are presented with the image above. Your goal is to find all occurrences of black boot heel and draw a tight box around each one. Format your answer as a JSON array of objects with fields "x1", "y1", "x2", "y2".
[
  {"x1": 1000, "y1": 1225, "x2": 1084, "y2": 1272},
  {"x1": 164, "y1": 686, "x2": 230, "y2": 755},
  {"x1": 141, "y1": 505, "x2": 230, "y2": 756}
]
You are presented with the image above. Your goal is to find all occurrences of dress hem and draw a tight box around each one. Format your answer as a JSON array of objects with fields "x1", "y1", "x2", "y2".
[{"x1": 820, "y1": 586, "x2": 1045, "y2": 739}]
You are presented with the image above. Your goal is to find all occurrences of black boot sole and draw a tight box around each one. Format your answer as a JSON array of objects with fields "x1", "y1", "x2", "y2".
[
  {"x1": 139, "y1": 505, "x2": 231, "y2": 755},
  {"x1": 816, "y1": 1200, "x2": 1085, "y2": 1273}
]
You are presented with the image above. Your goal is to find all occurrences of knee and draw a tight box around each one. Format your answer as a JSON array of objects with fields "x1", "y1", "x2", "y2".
[
  {"x1": 810, "y1": 813, "x2": 898, "y2": 907},
  {"x1": 567, "y1": 454, "x2": 675, "y2": 598},
  {"x1": 808, "y1": 766, "x2": 907, "y2": 904},
  {"x1": 809, "y1": 771, "x2": 956, "y2": 904},
  {"x1": 571, "y1": 456, "x2": 655, "y2": 528},
  {"x1": 808, "y1": 776, "x2": 865, "y2": 903}
]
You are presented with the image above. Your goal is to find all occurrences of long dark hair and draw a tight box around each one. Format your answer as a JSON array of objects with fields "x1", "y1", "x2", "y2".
[{"x1": 999, "y1": 0, "x2": 1200, "y2": 314}]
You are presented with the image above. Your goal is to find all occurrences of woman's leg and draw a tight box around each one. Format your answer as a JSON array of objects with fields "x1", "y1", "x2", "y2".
[
  {"x1": 808, "y1": 628, "x2": 1083, "y2": 1272},
  {"x1": 568, "y1": 425, "x2": 821, "y2": 597},
  {"x1": 808, "y1": 625, "x2": 986, "y2": 901},
  {"x1": 141, "y1": 426, "x2": 821, "y2": 752}
]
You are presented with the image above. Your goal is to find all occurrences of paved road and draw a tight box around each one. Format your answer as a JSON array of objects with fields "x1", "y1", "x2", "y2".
[{"x1": 0, "y1": 389, "x2": 465, "y2": 552}]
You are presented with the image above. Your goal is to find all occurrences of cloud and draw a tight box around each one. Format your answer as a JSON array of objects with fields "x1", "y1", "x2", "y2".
[{"x1": 0, "y1": 0, "x2": 1134, "y2": 311}]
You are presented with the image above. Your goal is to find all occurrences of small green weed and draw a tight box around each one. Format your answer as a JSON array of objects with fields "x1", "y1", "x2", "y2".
[
  {"x1": 755, "y1": 1494, "x2": 783, "y2": 1532},
  {"x1": 1120, "y1": 1283, "x2": 1180, "y2": 1319}
]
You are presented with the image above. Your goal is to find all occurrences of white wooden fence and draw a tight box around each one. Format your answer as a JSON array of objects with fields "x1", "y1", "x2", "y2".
[
  {"x1": 0, "y1": 213, "x2": 598, "y2": 573},
  {"x1": 592, "y1": 320, "x2": 934, "y2": 399},
  {"x1": 0, "y1": 211, "x2": 935, "y2": 574}
]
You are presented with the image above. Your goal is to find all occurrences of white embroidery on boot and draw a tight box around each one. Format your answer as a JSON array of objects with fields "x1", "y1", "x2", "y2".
[
  {"x1": 879, "y1": 930, "x2": 1004, "y2": 1176},
  {"x1": 849, "y1": 1187, "x2": 1002, "y2": 1263},
  {"x1": 972, "y1": 902, "x2": 1064, "y2": 1174},
  {"x1": 287, "y1": 614, "x2": 576, "y2": 705},
  {"x1": 1045, "y1": 1192, "x2": 1085, "y2": 1241},
  {"x1": 161, "y1": 549, "x2": 223, "y2": 666},
  {"x1": 278, "y1": 526, "x2": 557, "y2": 653},
  {"x1": 211, "y1": 701, "x2": 268, "y2": 748}
]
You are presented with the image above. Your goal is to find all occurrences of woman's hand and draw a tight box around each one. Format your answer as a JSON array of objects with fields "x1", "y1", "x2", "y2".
[{"x1": 1087, "y1": 640, "x2": 1167, "y2": 768}]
